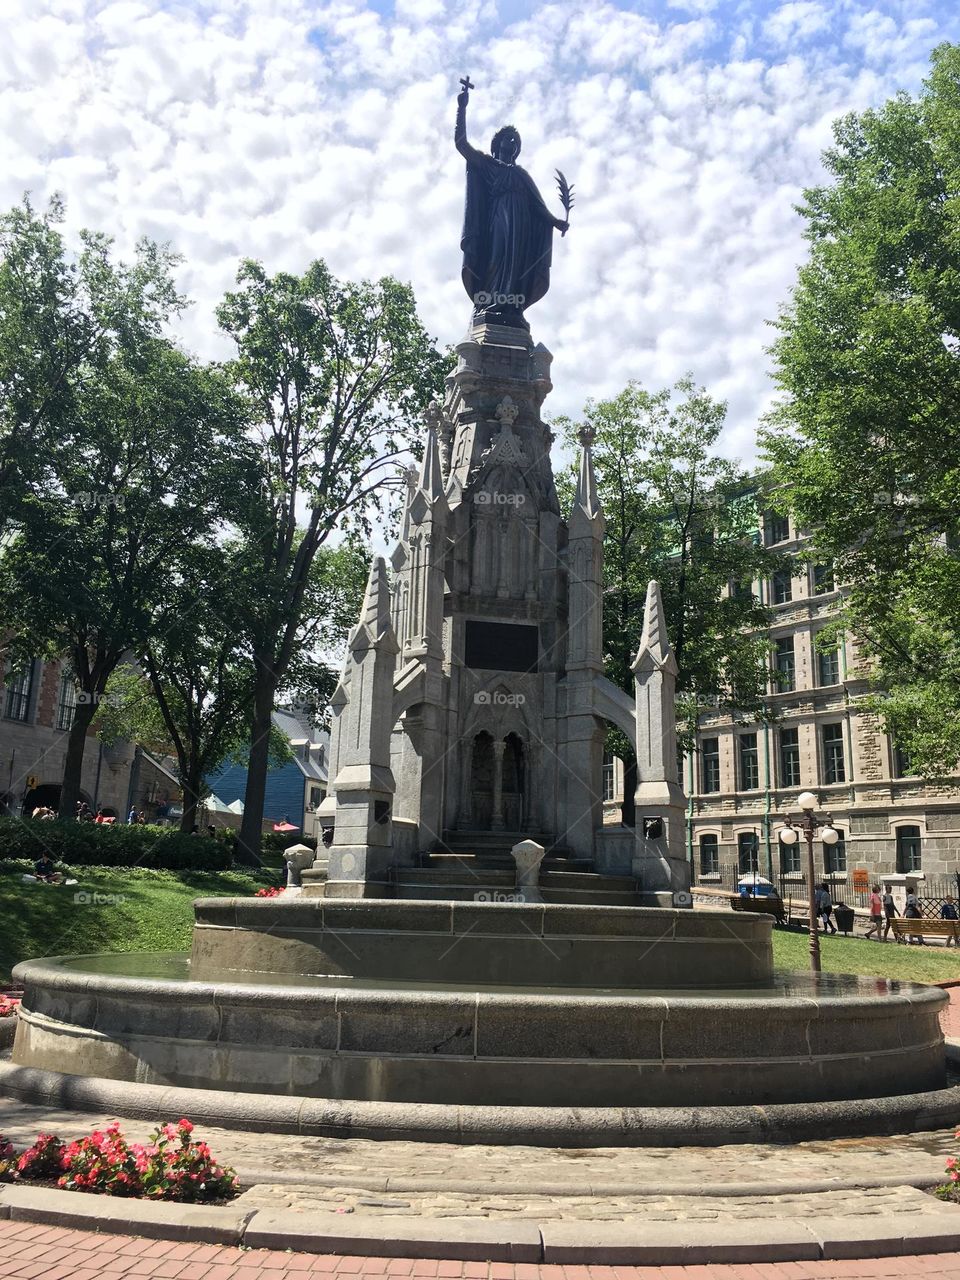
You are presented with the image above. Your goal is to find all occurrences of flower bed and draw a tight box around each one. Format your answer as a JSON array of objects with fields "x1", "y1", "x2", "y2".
[
  {"x1": 0, "y1": 1119, "x2": 239, "y2": 1202},
  {"x1": 254, "y1": 885, "x2": 282, "y2": 898},
  {"x1": 935, "y1": 1128, "x2": 960, "y2": 1204}
]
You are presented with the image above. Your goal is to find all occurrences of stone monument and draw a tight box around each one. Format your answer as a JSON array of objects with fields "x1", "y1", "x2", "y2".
[{"x1": 309, "y1": 81, "x2": 690, "y2": 905}]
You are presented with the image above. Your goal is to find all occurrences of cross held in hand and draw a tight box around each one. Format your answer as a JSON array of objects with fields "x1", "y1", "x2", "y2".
[{"x1": 460, "y1": 76, "x2": 474, "y2": 93}]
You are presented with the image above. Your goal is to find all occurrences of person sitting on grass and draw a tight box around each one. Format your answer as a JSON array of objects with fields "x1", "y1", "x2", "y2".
[{"x1": 33, "y1": 854, "x2": 62, "y2": 883}]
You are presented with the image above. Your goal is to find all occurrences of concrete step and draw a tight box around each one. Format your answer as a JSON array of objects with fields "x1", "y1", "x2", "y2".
[{"x1": 423, "y1": 852, "x2": 594, "y2": 874}]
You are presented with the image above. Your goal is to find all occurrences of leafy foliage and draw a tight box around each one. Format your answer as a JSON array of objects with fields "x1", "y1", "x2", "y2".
[
  {"x1": 217, "y1": 260, "x2": 447, "y2": 859},
  {"x1": 763, "y1": 43, "x2": 960, "y2": 777},
  {"x1": 556, "y1": 377, "x2": 776, "y2": 763},
  {"x1": 0, "y1": 817, "x2": 230, "y2": 870}
]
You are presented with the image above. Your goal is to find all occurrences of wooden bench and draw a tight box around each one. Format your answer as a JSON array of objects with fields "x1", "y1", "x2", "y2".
[
  {"x1": 729, "y1": 895, "x2": 788, "y2": 925},
  {"x1": 889, "y1": 918, "x2": 960, "y2": 945}
]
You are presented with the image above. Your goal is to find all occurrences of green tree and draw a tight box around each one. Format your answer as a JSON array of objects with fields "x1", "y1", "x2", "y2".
[
  {"x1": 556, "y1": 378, "x2": 775, "y2": 820},
  {"x1": 762, "y1": 42, "x2": 960, "y2": 777},
  {"x1": 0, "y1": 335, "x2": 245, "y2": 818},
  {"x1": 0, "y1": 196, "x2": 181, "y2": 536},
  {"x1": 217, "y1": 259, "x2": 446, "y2": 862}
]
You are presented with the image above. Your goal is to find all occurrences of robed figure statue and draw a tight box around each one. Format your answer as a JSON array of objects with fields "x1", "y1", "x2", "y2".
[{"x1": 456, "y1": 79, "x2": 568, "y2": 329}]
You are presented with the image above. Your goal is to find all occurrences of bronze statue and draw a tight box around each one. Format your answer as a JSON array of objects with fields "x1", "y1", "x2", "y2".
[{"x1": 456, "y1": 77, "x2": 573, "y2": 329}]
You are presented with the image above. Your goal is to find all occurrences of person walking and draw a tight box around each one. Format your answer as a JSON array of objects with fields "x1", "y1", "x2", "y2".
[
  {"x1": 881, "y1": 888, "x2": 898, "y2": 940},
  {"x1": 941, "y1": 896, "x2": 958, "y2": 946},
  {"x1": 864, "y1": 885, "x2": 884, "y2": 940},
  {"x1": 817, "y1": 883, "x2": 837, "y2": 934},
  {"x1": 904, "y1": 885, "x2": 924, "y2": 945}
]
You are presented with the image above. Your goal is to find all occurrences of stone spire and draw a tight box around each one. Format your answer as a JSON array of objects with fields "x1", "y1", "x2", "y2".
[
  {"x1": 571, "y1": 425, "x2": 601, "y2": 522},
  {"x1": 320, "y1": 555, "x2": 399, "y2": 897},
  {"x1": 631, "y1": 580, "x2": 690, "y2": 905},
  {"x1": 566, "y1": 426, "x2": 604, "y2": 673}
]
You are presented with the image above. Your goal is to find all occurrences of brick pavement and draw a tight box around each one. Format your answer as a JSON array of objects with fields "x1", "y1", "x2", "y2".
[{"x1": 2, "y1": 1221, "x2": 960, "y2": 1279}]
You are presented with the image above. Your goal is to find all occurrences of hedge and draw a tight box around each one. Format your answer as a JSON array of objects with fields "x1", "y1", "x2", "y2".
[{"x1": 0, "y1": 818, "x2": 232, "y2": 871}]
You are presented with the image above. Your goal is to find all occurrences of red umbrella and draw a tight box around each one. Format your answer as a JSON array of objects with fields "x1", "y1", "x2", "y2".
[{"x1": 272, "y1": 821, "x2": 299, "y2": 833}]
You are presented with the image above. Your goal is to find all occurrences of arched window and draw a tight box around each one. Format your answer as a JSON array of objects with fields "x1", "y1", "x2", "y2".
[
  {"x1": 738, "y1": 831, "x2": 759, "y2": 875},
  {"x1": 896, "y1": 826, "x2": 922, "y2": 873},
  {"x1": 699, "y1": 833, "x2": 719, "y2": 876}
]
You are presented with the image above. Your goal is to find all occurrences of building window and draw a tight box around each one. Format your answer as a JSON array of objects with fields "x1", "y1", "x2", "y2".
[
  {"x1": 896, "y1": 825, "x2": 922, "y2": 873},
  {"x1": 892, "y1": 743, "x2": 913, "y2": 778},
  {"x1": 779, "y1": 727, "x2": 801, "y2": 787},
  {"x1": 309, "y1": 784, "x2": 324, "y2": 810},
  {"x1": 699, "y1": 833, "x2": 719, "y2": 876},
  {"x1": 765, "y1": 512, "x2": 790, "y2": 545},
  {"x1": 700, "y1": 738, "x2": 721, "y2": 794},
  {"x1": 825, "y1": 830, "x2": 847, "y2": 874},
  {"x1": 739, "y1": 733, "x2": 759, "y2": 790},
  {"x1": 813, "y1": 562, "x2": 835, "y2": 593},
  {"x1": 817, "y1": 645, "x2": 840, "y2": 687},
  {"x1": 602, "y1": 751, "x2": 615, "y2": 802},
  {"x1": 56, "y1": 670, "x2": 77, "y2": 731},
  {"x1": 822, "y1": 723, "x2": 846, "y2": 784},
  {"x1": 3, "y1": 664, "x2": 33, "y2": 722},
  {"x1": 774, "y1": 636, "x2": 795, "y2": 692},
  {"x1": 771, "y1": 569, "x2": 793, "y2": 605},
  {"x1": 738, "y1": 831, "x2": 759, "y2": 874},
  {"x1": 779, "y1": 833, "x2": 802, "y2": 875}
]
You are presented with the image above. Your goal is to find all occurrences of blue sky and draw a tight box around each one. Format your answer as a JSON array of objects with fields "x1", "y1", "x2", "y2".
[{"x1": 1, "y1": 0, "x2": 957, "y2": 458}]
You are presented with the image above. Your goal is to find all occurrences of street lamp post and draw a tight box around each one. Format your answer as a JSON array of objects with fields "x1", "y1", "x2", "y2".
[{"x1": 777, "y1": 791, "x2": 840, "y2": 975}]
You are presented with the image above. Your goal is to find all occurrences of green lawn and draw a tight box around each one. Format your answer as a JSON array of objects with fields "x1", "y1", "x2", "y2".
[
  {"x1": 0, "y1": 866, "x2": 277, "y2": 982},
  {"x1": 3, "y1": 869, "x2": 959, "y2": 987},
  {"x1": 772, "y1": 926, "x2": 960, "y2": 983}
]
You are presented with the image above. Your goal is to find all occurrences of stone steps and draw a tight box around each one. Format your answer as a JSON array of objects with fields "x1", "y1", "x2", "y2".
[{"x1": 390, "y1": 865, "x2": 643, "y2": 907}]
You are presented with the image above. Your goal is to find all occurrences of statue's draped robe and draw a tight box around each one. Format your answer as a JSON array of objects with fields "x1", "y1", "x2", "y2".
[{"x1": 460, "y1": 152, "x2": 555, "y2": 313}]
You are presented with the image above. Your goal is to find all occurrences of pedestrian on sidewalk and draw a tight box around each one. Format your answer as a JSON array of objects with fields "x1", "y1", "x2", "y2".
[
  {"x1": 816, "y1": 883, "x2": 837, "y2": 934},
  {"x1": 882, "y1": 888, "x2": 898, "y2": 940},
  {"x1": 865, "y1": 885, "x2": 884, "y2": 940}
]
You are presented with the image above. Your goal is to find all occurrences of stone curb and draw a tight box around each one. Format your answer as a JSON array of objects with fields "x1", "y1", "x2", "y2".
[
  {"x1": 2, "y1": 1182, "x2": 960, "y2": 1263},
  {"x1": 230, "y1": 1167, "x2": 950, "y2": 1199},
  {"x1": 4, "y1": 1059, "x2": 960, "y2": 1148}
]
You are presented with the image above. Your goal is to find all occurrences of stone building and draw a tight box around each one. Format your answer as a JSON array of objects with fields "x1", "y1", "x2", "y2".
[
  {"x1": 0, "y1": 656, "x2": 134, "y2": 816},
  {"x1": 685, "y1": 509, "x2": 960, "y2": 890}
]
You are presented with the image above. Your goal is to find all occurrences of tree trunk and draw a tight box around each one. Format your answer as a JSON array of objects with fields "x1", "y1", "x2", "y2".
[
  {"x1": 58, "y1": 698, "x2": 97, "y2": 818},
  {"x1": 180, "y1": 767, "x2": 203, "y2": 834},
  {"x1": 236, "y1": 670, "x2": 275, "y2": 866}
]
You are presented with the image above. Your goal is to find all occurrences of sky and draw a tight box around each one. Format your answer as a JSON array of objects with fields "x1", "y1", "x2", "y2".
[{"x1": 2, "y1": 0, "x2": 958, "y2": 463}]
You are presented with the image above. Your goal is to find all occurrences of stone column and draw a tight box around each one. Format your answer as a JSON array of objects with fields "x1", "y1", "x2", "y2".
[
  {"x1": 512, "y1": 839, "x2": 545, "y2": 903},
  {"x1": 632, "y1": 579, "x2": 691, "y2": 906},
  {"x1": 491, "y1": 739, "x2": 506, "y2": 830}
]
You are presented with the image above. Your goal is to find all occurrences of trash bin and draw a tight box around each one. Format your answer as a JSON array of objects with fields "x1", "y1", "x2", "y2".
[{"x1": 834, "y1": 904, "x2": 855, "y2": 936}]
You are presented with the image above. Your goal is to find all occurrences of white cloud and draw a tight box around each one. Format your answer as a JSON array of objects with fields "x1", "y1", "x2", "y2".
[{"x1": 0, "y1": 0, "x2": 957, "y2": 465}]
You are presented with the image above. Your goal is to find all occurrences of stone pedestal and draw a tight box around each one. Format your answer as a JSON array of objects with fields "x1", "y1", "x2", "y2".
[
  {"x1": 512, "y1": 838, "x2": 546, "y2": 903},
  {"x1": 283, "y1": 843, "x2": 316, "y2": 890}
]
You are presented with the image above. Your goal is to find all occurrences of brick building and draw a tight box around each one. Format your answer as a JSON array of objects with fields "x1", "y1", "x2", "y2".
[{"x1": 0, "y1": 657, "x2": 135, "y2": 816}]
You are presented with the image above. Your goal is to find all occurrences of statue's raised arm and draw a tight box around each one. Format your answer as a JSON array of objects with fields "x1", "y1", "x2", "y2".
[
  {"x1": 454, "y1": 76, "x2": 569, "y2": 331},
  {"x1": 455, "y1": 76, "x2": 484, "y2": 165}
]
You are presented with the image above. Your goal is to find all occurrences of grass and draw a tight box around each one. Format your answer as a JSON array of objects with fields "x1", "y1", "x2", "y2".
[
  {"x1": 0, "y1": 866, "x2": 278, "y2": 983},
  {"x1": 772, "y1": 925, "x2": 960, "y2": 984},
  {"x1": 3, "y1": 868, "x2": 959, "y2": 986}
]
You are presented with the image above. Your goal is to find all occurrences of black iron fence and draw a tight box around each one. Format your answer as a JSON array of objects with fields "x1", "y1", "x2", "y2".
[{"x1": 694, "y1": 865, "x2": 960, "y2": 916}]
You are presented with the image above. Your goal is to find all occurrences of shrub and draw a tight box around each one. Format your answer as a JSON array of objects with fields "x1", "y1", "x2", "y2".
[
  {"x1": 0, "y1": 818, "x2": 231, "y2": 871},
  {"x1": 0, "y1": 995, "x2": 19, "y2": 1017},
  {"x1": 58, "y1": 1118, "x2": 239, "y2": 1202},
  {"x1": 0, "y1": 1136, "x2": 15, "y2": 1181},
  {"x1": 260, "y1": 831, "x2": 316, "y2": 859},
  {"x1": 254, "y1": 886, "x2": 282, "y2": 897}
]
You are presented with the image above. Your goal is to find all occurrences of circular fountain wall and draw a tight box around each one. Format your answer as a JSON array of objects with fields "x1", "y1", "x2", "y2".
[{"x1": 8, "y1": 899, "x2": 948, "y2": 1125}]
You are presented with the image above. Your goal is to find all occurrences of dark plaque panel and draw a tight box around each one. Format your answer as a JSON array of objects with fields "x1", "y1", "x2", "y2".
[{"x1": 464, "y1": 621, "x2": 539, "y2": 673}]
